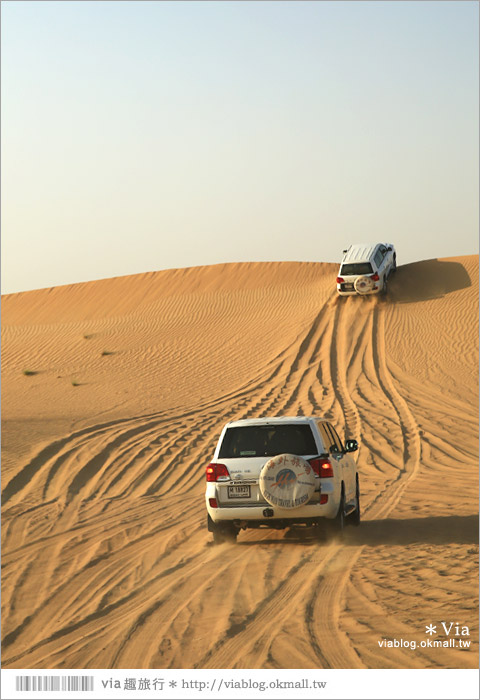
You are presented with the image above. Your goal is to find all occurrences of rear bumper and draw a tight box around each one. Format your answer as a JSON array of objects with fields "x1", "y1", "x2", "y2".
[
  {"x1": 337, "y1": 285, "x2": 381, "y2": 296},
  {"x1": 206, "y1": 500, "x2": 337, "y2": 525}
]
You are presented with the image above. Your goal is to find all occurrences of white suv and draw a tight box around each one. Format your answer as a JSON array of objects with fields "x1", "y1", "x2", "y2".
[
  {"x1": 205, "y1": 417, "x2": 360, "y2": 544},
  {"x1": 336, "y1": 243, "x2": 396, "y2": 296}
]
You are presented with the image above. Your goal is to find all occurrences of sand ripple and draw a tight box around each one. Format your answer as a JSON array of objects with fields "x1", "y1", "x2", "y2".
[{"x1": 2, "y1": 258, "x2": 478, "y2": 669}]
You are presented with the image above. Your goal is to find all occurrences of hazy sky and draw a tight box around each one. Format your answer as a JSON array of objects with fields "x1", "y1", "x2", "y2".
[{"x1": 2, "y1": 0, "x2": 478, "y2": 293}]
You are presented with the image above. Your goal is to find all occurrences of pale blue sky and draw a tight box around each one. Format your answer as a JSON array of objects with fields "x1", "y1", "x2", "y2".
[{"x1": 2, "y1": 0, "x2": 478, "y2": 293}]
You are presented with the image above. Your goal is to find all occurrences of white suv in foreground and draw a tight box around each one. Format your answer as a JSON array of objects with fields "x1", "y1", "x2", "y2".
[
  {"x1": 205, "y1": 417, "x2": 360, "y2": 544},
  {"x1": 336, "y1": 243, "x2": 396, "y2": 295}
]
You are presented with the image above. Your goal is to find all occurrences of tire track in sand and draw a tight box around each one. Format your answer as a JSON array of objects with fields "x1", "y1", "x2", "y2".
[
  {"x1": 198, "y1": 293, "x2": 422, "y2": 670},
  {"x1": 304, "y1": 296, "x2": 423, "y2": 668},
  {"x1": 185, "y1": 294, "x2": 422, "y2": 669},
  {"x1": 1, "y1": 290, "x2": 424, "y2": 670}
]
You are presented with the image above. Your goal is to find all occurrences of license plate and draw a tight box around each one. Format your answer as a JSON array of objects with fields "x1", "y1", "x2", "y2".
[
  {"x1": 343, "y1": 283, "x2": 354, "y2": 290},
  {"x1": 228, "y1": 485, "x2": 251, "y2": 499}
]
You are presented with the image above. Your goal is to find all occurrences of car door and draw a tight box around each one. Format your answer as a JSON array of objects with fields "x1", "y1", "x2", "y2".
[
  {"x1": 385, "y1": 245, "x2": 395, "y2": 274},
  {"x1": 325, "y1": 423, "x2": 354, "y2": 501},
  {"x1": 316, "y1": 421, "x2": 341, "y2": 498},
  {"x1": 378, "y1": 244, "x2": 394, "y2": 279},
  {"x1": 373, "y1": 247, "x2": 386, "y2": 283}
]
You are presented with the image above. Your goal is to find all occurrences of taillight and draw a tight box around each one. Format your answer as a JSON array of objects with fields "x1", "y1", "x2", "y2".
[
  {"x1": 320, "y1": 494, "x2": 329, "y2": 504},
  {"x1": 309, "y1": 457, "x2": 334, "y2": 478},
  {"x1": 209, "y1": 498, "x2": 218, "y2": 508},
  {"x1": 336, "y1": 276, "x2": 344, "y2": 284},
  {"x1": 371, "y1": 273, "x2": 380, "y2": 281},
  {"x1": 206, "y1": 463, "x2": 231, "y2": 482}
]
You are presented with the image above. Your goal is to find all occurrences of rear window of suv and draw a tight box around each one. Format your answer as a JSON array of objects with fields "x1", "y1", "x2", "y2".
[
  {"x1": 219, "y1": 424, "x2": 317, "y2": 458},
  {"x1": 340, "y1": 263, "x2": 373, "y2": 275}
]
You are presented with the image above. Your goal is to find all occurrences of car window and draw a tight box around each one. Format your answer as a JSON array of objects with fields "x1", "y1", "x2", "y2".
[
  {"x1": 316, "y1": 422, "x2": 332, "y2": 453},
  {"x1": 374, "y1": 250, "x2": 383, "y2": 267},
  {"x1": 326, "y1": 423, "x2": 344, "y2": 452},
  {"x1": 379, "y1": 245, "x2": 387, "y2": 255},
  {"x1": 219, "y1": 424, "x2": 317, "y2": 458},
  {"x1": 340, "y1": 263, "x2": 373, "y2": 275},
  {"x1": 321, "y1": 424, "x2": 337, "y2": 452}
]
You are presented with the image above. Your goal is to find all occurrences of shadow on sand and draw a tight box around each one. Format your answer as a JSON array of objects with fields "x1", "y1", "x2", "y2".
[
  {"x1": 344, "y1": 514, "x2": 478, "y2": 547},
  {"x1": 235, "y1": 514, "x2": 478, "y2": 547},
  {"x1": 387, "y1": 259, "x2": 472, "y2": 303}
]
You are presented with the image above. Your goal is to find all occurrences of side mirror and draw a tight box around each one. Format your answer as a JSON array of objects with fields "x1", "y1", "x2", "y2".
[{"x1": 345, "y1": 439, "x2": 358, "y2": 453}]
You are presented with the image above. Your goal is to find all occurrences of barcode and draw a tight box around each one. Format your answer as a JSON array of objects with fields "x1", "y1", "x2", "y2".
[{"x1": 15, "y1": 676, "x2": 94, "y2": 691}]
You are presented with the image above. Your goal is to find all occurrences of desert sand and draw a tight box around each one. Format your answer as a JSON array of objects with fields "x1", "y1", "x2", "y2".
[{"x1": 1, "y1": 256, "x2": 478, "y2": 670}]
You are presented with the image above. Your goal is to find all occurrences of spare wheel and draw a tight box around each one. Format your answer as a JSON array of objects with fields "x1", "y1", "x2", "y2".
[
  {"x1": 354, "y1": 276, "x2": 375, "y2": 294},
  {"x1": 259, "y1": 453, "x2": 316, "y2": 509}
]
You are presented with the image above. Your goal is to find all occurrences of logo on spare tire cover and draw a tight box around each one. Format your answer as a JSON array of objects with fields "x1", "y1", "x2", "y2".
[
  {"x1": 259, "y1": 454, "x2": 316, "y2": 510},
  {"x1": 274, "y1": 469, "x2": 297, "y2": 489}
]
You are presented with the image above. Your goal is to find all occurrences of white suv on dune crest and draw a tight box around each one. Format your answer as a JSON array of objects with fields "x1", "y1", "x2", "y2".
[
  {"x1": 205, "y1": 417, "x2": 360, "y2": 544},
  {"x1": 336, "y1": 243, "x2": 396, "y2": 296}
]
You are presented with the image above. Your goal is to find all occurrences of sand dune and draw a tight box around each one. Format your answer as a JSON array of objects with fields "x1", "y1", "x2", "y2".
[{"x1": 1, "y1": 256, "x2": 478, "y2": 669}]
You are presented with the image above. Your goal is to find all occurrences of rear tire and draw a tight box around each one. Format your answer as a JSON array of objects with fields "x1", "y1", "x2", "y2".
[
  {"x1": 315, "y1": 523, "x2": 330, "y2": 543},
  {"x1": 212, "y1": 529, "x2": 225, "y2": 545},
  {"x1": 208, "y1": 516, "x2": 238, "y2": 545},
  {"x1": 223, "y1": 528, "x2": 238, "y2": 544},
  {"x1": 349, "y1": 478, "x2": 361, "y2": 527},
  {"x1": 328, "y1": 490, "x2": 346, "y2": 538}
]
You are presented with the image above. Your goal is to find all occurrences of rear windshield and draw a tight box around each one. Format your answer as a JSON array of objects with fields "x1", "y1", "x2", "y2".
[
  {"x1": 219, "y1": 424, "x2": 317, "y2": 458},
  {"x1": 340, "y1": 263, "x2": 373, "y2": 275}
]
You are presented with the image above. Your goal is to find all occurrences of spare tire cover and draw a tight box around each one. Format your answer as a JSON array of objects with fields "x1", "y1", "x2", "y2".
[
  {"x1": 259, "y1": 454, "x2": 316, "y2": 509},
  {"x1": 354, "y1": 276, "x2": 374, "y2": 294}
]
